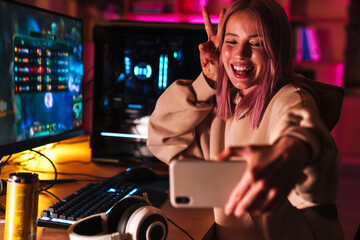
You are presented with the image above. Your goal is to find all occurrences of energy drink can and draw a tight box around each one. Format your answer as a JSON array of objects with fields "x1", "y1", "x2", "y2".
[{"x1": 4, "y1": 172, "x2": 39, "y2": 240}]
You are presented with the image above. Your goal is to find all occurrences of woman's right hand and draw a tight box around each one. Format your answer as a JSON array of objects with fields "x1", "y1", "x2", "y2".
[
  {"x1": 214, "y1": 136, "x2": 310, "y2": 217},
  {"x1": 199, "y1": 6, "x2": 225, "y2": 84}
]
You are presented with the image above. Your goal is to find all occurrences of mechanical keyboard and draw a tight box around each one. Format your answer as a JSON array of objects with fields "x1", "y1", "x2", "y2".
[{"x1": 38, "y1": 172, "x2": 168, "y2": 228}]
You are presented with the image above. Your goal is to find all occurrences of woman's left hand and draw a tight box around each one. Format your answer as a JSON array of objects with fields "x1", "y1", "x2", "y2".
[{"x1": 214, "y1": 136, "x2": 310, "y2": 217}]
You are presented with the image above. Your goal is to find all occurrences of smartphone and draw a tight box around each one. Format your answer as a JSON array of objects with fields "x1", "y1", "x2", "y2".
[{"x1": 169, "y1": 159, "x2": 247, "y2": 208}]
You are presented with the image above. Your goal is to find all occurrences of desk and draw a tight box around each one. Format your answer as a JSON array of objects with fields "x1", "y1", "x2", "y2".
[{"x1": 0, "y1": 135, "x2": 214, "y2": 240}]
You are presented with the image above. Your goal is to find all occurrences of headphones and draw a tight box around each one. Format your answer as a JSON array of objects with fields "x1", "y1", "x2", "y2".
[{"x1": 68, "y1": 195, "x2": 168, "y2": 240}]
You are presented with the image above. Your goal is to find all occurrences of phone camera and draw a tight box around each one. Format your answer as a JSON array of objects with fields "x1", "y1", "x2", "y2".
[{"x1": 175, "y1": 196, "x2": 190, "y2": 204}]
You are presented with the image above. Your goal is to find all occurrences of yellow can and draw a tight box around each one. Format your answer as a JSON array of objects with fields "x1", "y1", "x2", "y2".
[{"x1": 4, "y1": 172, "x2": 39, "y2": 240}]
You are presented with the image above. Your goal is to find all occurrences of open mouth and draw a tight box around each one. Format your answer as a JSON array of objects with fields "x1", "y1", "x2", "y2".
[{"x1": 232, "y1": 65, "x2": 255, "y2": 76}]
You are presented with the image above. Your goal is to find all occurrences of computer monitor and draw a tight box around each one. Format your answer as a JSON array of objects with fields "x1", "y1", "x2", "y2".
[
  {"x1": 91, "y1": 21, "x2": 207, "y2": 164},
  {"x1": 0, "y1": 0, "x2": 84, "y2": 158}
]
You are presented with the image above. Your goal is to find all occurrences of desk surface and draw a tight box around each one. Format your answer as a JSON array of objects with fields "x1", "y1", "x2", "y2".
[{"x1": 0, "y1": 135, "x2": 214, "y2": 240}]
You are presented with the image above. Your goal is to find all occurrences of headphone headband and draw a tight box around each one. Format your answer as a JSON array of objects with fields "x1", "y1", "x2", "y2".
[{"x1": 68, "y1": 196, "x2": 167, "y2": 240}]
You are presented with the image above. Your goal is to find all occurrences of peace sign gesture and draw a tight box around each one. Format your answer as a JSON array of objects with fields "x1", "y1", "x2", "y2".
[{"x1": 199, "y1": 6, "x2": 226, "y2": 85}]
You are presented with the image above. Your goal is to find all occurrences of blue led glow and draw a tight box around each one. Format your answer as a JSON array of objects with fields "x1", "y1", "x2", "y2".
[
  {"x1": 128, "y1": 104, "x2": 142, "y2": 109},
  {"x1": 125, "y1": 57, "x2": 131, "y2": 75},
  {"x1": 158, "y1": 55, "x2": 164, "y2": 89},
  {"x1": 124, "y1": 188, "x2": 139, "y2": 198},
  {"x1": 134, "y1": 66, "x2": 139, "y2": 75},
  {"x1": 50, "y1": 218, "x2": 76, "y2": 225},
  {"x1": 134, "y1": 63, "x2": 152, "y2": 80},
  {"x1": 117, "y1": 73, "x2": 125, "y2": 82},
  {"x1": 146, "y1": 65, "x2": 152, "y2": 78},
  {"x1": 107, "y1": 188, "x2": 116, "y2": 193},
  {"x1": 101, "y1": 132, "x2": 147, "y2": 139},
  {"x1": 104, "y1": 98, "x2": 109, "y2": 107},
  {"x1": 39, "y1": 216, "x2": 76, "y2": 225},
  {"x1": 163, "y1": 55, "x2": 168, "y2": 89},
  {"x1": 157, "y1": 54, "x2": 169, "y2": 89}
]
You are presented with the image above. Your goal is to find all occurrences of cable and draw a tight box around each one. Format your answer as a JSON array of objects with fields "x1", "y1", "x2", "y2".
[
  {"x1": 167, "y1": 217, "x2": 194, "y2": 240},
  {"x1": 0, "y1": 155, "x2": 12, "y2": 167},
  {"x1": 40, "y1": 188, "x2": 61, "y2": 202},
  {"x1": 54, "y1": 160, "x2": 91, "y2": 165},
  {"x1": 54, "y1": 172, "x2": 107, "y2": 179},
  {"x1": 33, "y1": 170, "x2": 107, "y2": 180},
  {"x1": 0, "y1": 178, "x2": 5, "y2": 195},
  {"x1": 13, "y1": 165, "x2": 108, "y2": 181},
  {"x1": 0, "y1": 155, "x2": 12, "y2": 195},
  {"x1": 30, "y1": 149, "x2": 57, "y2": 191},
  {"x1": 0, "y1": 202, "x2": 5, "y2": 213}
]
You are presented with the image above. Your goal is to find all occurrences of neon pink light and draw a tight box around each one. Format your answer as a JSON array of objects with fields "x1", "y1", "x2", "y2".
[
  {"x1": 305, "y1": 27, "x2": 321, "y2": 61},
  {"x1": 295, "y1": 27, "x2": 303, "y2": 62},
  {"x1": 199, "y1": 0, "x2": 208, "y2": 11},
  {"x1": 104, "y1": 4, "x2": 121, "y2": 20},
  {"x1": 129, "y1": 14, "x2": 219, "y2": 24},
  {"x1": 132, "y1": 15, "x2": 180, "y2": 22},
  {"x1": 187, "y1": 16, "x2": 219, "y2": 24},
  {"x1": 335, "y1": 62, "x2": 344, "y2": 87},
  {"x1": 283, "y1": 7, "x2": 290, "y2": 19}
]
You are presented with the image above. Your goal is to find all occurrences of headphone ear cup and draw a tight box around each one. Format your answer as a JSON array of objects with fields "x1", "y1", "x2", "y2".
[
  {"x1": 107, "y1": 196, "x2": 150, "y2": 233},
  {"x1": 117, "y1": 202, "x2": 149, "y2": 234},
  {"x1": 125, "y1": 205, "x2": 168, "y2": 240}
]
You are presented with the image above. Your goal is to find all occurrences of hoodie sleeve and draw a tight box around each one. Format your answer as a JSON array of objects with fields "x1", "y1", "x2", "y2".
[
  {"x1": 267, "y1": 83, "x2": 340, "y2": 208},
  {"x1": 147, "y1": 73, "x2": 216, "y2": 164}
]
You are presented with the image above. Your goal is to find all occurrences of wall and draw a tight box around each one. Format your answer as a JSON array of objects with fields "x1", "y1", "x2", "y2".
[{"x1": 336, "y1": 94, "x2": 360, "y2": 159}]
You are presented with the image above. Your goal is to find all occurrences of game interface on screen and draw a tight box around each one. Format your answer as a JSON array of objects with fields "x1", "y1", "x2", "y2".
[{"x1": 0, "y1": 2, "x2": 83, "y2": 146}]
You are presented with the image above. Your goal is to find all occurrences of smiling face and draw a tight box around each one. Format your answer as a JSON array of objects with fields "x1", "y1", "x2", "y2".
[{"x1": 221, "y1": 11, "x2": 267, "y2": 95}]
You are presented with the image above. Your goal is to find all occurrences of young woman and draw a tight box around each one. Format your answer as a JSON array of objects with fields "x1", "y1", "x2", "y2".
[{"x1": 147, "y1": 0, "x2": 344, "y2": 239}]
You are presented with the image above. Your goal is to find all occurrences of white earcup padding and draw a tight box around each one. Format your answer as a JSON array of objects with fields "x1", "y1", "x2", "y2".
[{"x1": 125, "y1": 206, "x2": 167, "y2": 240}]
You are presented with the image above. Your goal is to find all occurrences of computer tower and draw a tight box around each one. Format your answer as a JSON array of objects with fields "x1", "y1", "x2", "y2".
[{"x1": 91, "y1": 20, "x2": 207, "y2": 164}]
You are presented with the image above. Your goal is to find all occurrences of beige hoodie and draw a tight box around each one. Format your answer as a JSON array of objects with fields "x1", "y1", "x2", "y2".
[{"x1": 147, "y1": 73, "x2": 344, "y2": 239}]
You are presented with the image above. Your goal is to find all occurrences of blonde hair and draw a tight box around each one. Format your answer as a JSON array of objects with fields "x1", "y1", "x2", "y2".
[{"x1": 215, "y1": 0, "x2": 294, "y2": 128}]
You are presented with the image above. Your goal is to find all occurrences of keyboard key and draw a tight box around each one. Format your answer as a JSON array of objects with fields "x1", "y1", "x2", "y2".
[{"x1": 37, "y1": 172, "x2": 168, "y2": 228}]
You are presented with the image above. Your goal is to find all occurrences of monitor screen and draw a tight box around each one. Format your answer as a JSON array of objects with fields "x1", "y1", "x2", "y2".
[
  {"x1": 91, "y1": 21, "x2": 207, "y2": 163},
  {"x1": 0, "y1": 0, "x2": 84, "y2": 157}
]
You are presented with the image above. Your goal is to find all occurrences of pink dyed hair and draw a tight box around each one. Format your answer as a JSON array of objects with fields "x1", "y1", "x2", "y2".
[{"x1": 215, "y1": 0, "x2": 294, "y2": 128}]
